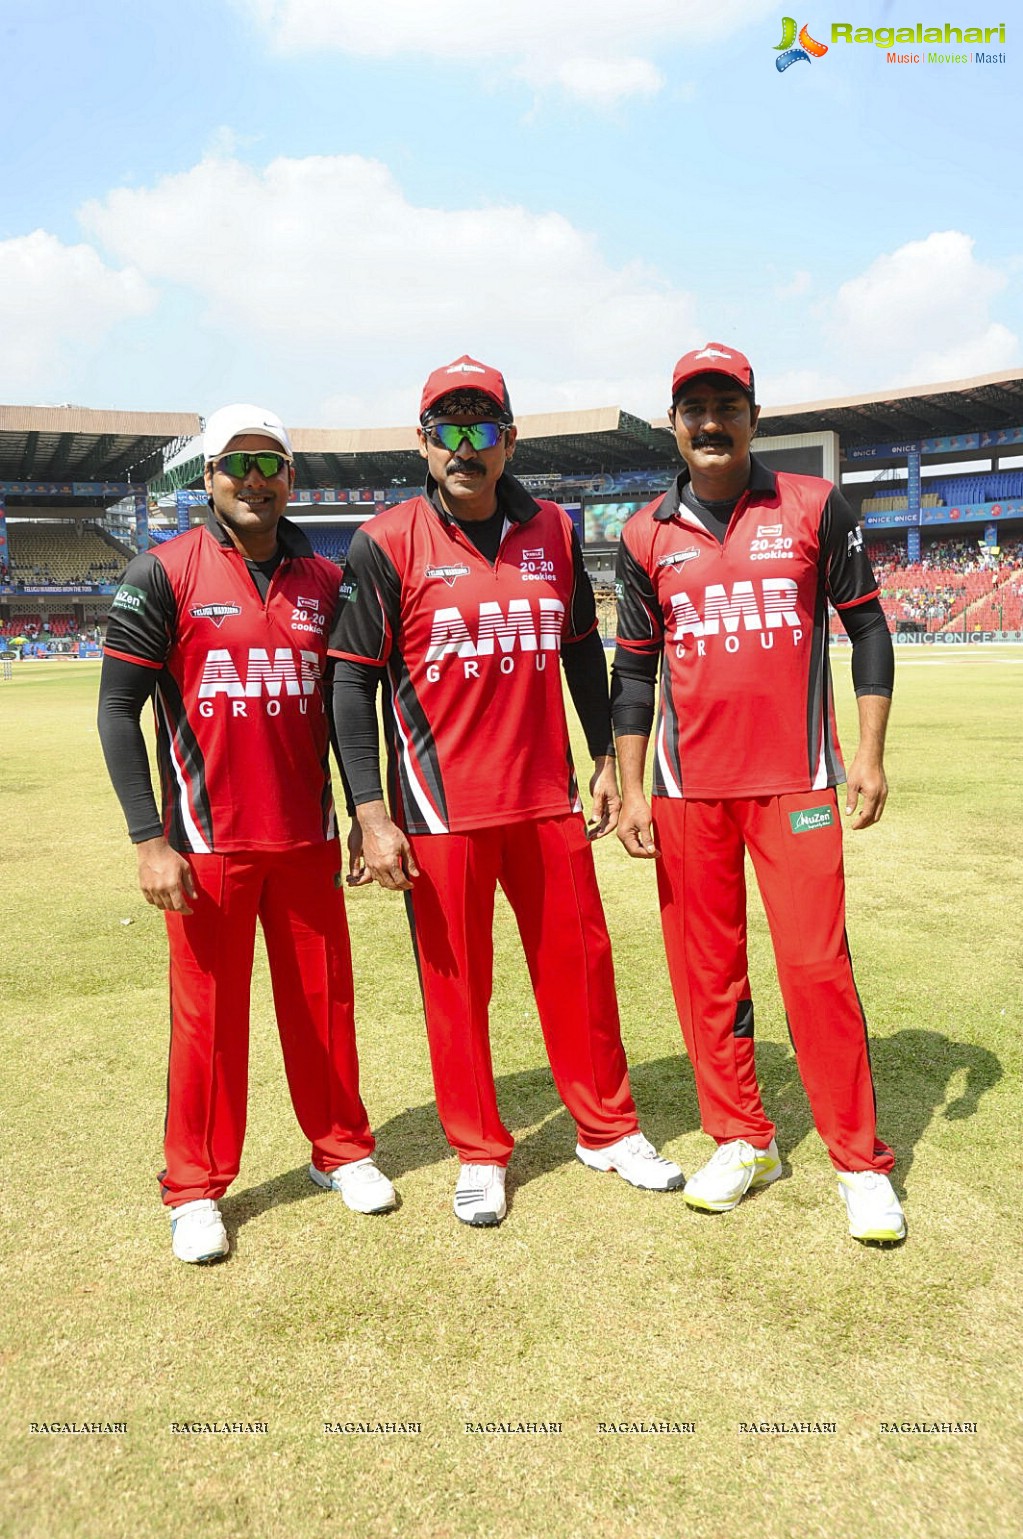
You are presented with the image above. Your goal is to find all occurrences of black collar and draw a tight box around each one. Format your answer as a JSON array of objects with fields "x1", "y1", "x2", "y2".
[
  {"x1": 205, "y1": 505, "x2": 315, "y2": 557},
  {"x1": 653, "y1": 453, "x2": 778, "y2": 522},
  {"x1": 425, "y1": 470, "x2": 541, "y2": 527}
]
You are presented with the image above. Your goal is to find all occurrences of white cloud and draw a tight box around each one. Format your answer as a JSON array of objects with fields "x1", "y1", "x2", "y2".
[
  {"x1": 0, "y1": 231, "x2": 153, "y2": 399},
  {"x1": 543, "y1": 56, "x2": 666, "y2": 108},
  {"x1": 758, "y1": 367, "x2": 847, "y2": 408},
  {"x1": 832, "y1": 231, "x2": 1018, "y2": 387},
  {"x1": 81, "y1": 152, "x2": 700, "y2": 424},
  {"x1": 233, "y1": 0, "x2": 774, "y2": 103}
]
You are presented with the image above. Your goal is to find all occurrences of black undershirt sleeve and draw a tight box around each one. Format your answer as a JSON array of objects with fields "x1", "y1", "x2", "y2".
[
  {"x1": 96, "y1": 655, "x2": 164, "y2": 843},
  {"x1": 320, "y1": 656, "x2": 355, "y2": 816},
  {"x1": 839, "y1": 597, "x2": 895, "y2": 697},
  {"x1": 610, "y1": 661, "x2": 657, "y2": 738},
  {"x1": 332, "y1": 660, "x2": 386, "y2": 806},
  {"x1": 561, "y1": 629, "x2": 614, "y2": 758}
]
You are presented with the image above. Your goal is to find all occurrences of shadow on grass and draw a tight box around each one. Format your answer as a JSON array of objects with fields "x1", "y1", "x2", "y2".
[
  {"x1": 756, "y1": 1028, "x2": 1003, "y2": 1193},
  {"x1": 223, "y1": 1028, "x2": 1000, "y2": 1228},
  {"x1": 224, "y1": 1052, "x2": 699, "y2": 1229}
]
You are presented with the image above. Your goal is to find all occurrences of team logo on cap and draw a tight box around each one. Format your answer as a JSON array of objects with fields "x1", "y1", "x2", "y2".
[
  {"x1": 694, "y1": 346, "x2": 734, "y2": 363},
  {"x1": 446, "y1": 362, "x2": 486, "y2": 376},
  {"x1": 190, "y1": 602, "x2": 242, "y2": 628}
]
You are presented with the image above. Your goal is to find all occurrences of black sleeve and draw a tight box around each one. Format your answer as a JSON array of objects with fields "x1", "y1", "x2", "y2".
[
  {"x1": 613, "y1": 531, "x2": 664, "y2": 656},
  {"x1": 97, "y1": 654, "x2": 163, "y2": 843},
  {"x1": 561, "y1": 629, "x2": 614, "y2": 758},
  {"x1": 332, "y1": 660, "x2": 385, "y2": 806},
  {"x1": 610, "y1": 665, "x2": 657, "y2": 737},
  {"x1": 104, "y1": 553, "x2": 176, "y2": 664},
  {"x1": 820, "y1": 487, "x2": 880, "y2": 609},
  {"x1": 328, "y1": 529, "x2": 401, "y2": 662},
  {"x1": 839, "y1": 597, "x2": 895, "y2": 698},
  {"x1": 565, "y1": 528, "x2": 598, "y2": 639},
  {"x1": 321, "y1": 656, "x2": 355, "y2": 816}
]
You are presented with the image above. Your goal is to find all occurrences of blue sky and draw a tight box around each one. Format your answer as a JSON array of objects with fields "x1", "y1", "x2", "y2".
[{"x1": 1, "y1": 0, "x2": 1018, "y2": 428}]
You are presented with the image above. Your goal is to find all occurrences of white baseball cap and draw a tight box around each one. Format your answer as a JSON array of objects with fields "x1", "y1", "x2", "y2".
[{"x1": 203, "y1": 403, "x2": 293, "y2": 461}]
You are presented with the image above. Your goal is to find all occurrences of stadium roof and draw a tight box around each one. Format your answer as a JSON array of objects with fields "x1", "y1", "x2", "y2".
[
  {"x1": 290, "y1": 369, "x2": 1023, "y2": 486},
  {"x1": 6, "y1": 368, "x2": 1023, "y2": 503},
  {"x1": 291, "y1": 408, "x2": 678, "y2": 488},
  {"x1": 756, "y1": 367, "x2": 1023, "y2": 452},
  {"x1": 0, "y1": 405, "x2": 200, "y2": 489}
]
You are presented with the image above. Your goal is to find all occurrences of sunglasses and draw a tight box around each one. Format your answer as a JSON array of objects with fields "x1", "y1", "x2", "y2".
[
  {"x1": 212, "y1": 451, "x2": 292, "y2": 479},
  {"x1": 425, "y1": 421, "x2": 505, "y2": 452}
]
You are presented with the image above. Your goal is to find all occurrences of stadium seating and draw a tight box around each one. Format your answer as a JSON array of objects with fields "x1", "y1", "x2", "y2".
[
  {"x1": 861, "y1": 469, "x2": 1023, "y2": 514},
  {"x1": 1, "y1": 614, "x2": 42, "y2": 636},
  {"x1": 6, "y1": 523, "x2": 128, "y2": 586},
  {"x1": 302, "y1": 528, "x2": 355, "y2": 563}
]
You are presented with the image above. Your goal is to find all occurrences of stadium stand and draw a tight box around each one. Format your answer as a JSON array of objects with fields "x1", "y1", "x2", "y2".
[
  {"x1": 302, "y1": 528, "x2": 355, "y2": 563},
  {"x1": 860, "y1": 468, "x2": 1023, "y2": 513},
  {"x1": 5, "y1": 523, "x2": 130, "y2": 587},
  {"x1": 829, "y1": 533, "x2": 1023, "y2": 637}
]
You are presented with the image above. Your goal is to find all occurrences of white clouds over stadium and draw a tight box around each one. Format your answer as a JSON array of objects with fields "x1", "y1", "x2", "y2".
[
  {"x1": 1, "y1": 146, "x2": 1016, "y2": 424},
  {"x1": 78, "y1": 151, "x2": 701, "y2": 423},
  {"x1": 0, "y1": 232, "x2": 152, "y2": 400}
]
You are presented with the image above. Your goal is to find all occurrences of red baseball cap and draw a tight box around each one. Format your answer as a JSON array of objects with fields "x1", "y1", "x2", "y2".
[
  {"x1": 419, "y1": 355, "x2": 513, "y2": 423},
  {"x1": 671, "y1": 343, "x2": 755, "y2": 403}
]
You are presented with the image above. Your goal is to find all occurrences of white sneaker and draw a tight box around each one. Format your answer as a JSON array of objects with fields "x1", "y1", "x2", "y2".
[
  {"x1": 309, "y1": 1158, "x2": 397, "y2": 1214},
  {"x1": 170, "y1": 1199, "x2": 229, "y2": 1264},
  {"x1": 837, "y1": 1170, "x2": 906, "y2": 1244},
  {"x1": 683, "y1": 1138, "x2": 782, "y2": 1213},
  {"x1": 576, "y1": 1131, "x2": 685, "y2": 1191},
  {"x1": 454, "y1": 1163, "x2": 507, "y2": 1226}
]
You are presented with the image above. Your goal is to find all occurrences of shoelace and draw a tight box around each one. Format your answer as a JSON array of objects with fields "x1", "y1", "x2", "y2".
[
  {"x1": 708, "y1": 1141, "x2": 754, "y2": 1166},
  {"x1": 460, "y1": 1164, "x2": 493, "y2": 1189},
  {"x1": 623, "y1": 1134, "x2": 669, "y2": 1164}
]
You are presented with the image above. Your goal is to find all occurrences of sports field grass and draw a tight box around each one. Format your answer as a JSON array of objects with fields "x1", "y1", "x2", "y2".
[{"x1": 1, "y1": 652, "x2": 1021, "y2": 1539}]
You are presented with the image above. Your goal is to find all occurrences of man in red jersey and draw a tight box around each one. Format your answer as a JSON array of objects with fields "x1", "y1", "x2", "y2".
[
  {"x1": 330, "y1": 356, "x2": 683, "y2": 1225},
  {"x1": 613, "y1": 344, "x2": 905, "y2": 1245},
  {"x1": 98, "y1": 404, "x2": 395, "y2": 1264}
]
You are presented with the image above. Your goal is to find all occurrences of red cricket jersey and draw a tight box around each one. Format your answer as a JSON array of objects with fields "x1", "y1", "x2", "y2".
[
  {"x1": 615, "y1": 459, "x2": 879, "y2": 799},
  {"x1": 328, "y1": 478, "x2": 595, "y2": 834},
  {"x1": 103, "y1": 516, "x2": 341, "y2": 852}
]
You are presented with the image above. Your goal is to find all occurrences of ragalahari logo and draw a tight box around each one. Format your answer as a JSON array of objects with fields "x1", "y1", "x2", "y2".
[{"x1": 774, "y1": 17, "x2": 829, "y2": 70}]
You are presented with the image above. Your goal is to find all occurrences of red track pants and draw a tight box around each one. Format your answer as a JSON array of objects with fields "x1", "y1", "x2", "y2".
[
  {"x1": 160, "y1": 839, "x2": 374, "y2": 1206},
  {"x1": 407, "y1": 815, "x2": 639, "y2": 1164},
  {"x1": 653, "y1": 791, "x2": 894, "y2": 1173}
]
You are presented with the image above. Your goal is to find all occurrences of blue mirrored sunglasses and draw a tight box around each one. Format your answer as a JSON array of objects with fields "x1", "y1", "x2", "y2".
[{"x1": 425, "y1": 422, "x2": 505, "y2": 452}]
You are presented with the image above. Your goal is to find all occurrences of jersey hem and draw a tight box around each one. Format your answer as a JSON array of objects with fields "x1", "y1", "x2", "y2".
[
  {"x1": 652, "y1": 777, "x2": 844, "y2": 802},
  {"x1": 405, "y1": 801, "x2": 581, "y2": 836},
  {"x1": 166, "y1": 835, "x2": 336, "y2": 856}
]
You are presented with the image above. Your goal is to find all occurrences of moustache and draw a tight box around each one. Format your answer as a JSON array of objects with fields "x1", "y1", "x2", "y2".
[
  {"x1": 446, "y1": 460, "x2": 486, "y2": 477},
  {"x1": 692, "y1": 434, "x2": 733, "y2": 449}
]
